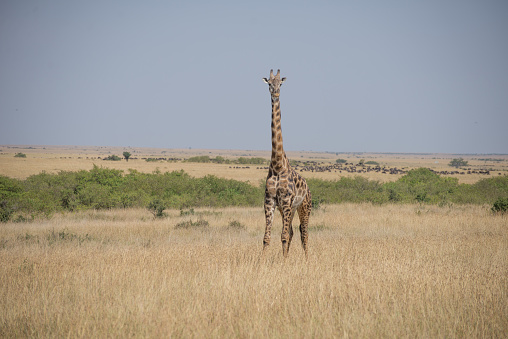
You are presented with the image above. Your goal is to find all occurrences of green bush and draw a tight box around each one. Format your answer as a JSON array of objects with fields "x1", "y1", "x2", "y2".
[
  {"x1": 213, "y1": 156, "x2": 228, "y2": 164},
  {"x1": 0, "y1": 176, "x2": 24, "y2": 222},
  {"x1": 385, "y1": 168, "x2": 458, "y2": 204},
  {"x1": 0, "y1": 200, "x2": 15, "y2": 222},
  {"x1": 308, "y1": 176, "x2": 386, "y2": 204},
  {"x1": 148, "y1": 199, "x2": 167, "y2": 218},
  {"x1": 451, "y1": 175, "x2": 508, "y2": 204},
  {"x1": 236, "y1": 157, "x2": 267, "y2": 165},
  {"x1": 186, "y1": 156, "x2": 211, "y2": 163},
  {"x1": 103, "y1": 155, "x2": 122, "y2": 161},
  {"x1": 491, "y1": 197, "x2": 508, "y2": 214},
  {"x1": 1, "y1": 167, "x2": 507, "y2": 221},
  {"x1": 14, "y1": 153, "x2": 27, "y2": 158}
]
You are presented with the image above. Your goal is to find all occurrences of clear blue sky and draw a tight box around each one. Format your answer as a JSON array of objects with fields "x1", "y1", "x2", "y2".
[{"x1": 1, "y1": 1, "x2": 507, "y2": 154}]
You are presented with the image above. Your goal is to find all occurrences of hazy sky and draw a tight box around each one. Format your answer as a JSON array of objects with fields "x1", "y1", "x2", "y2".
[{"x1": 1, "y1": 1, "x2": 507, "y2": 154}]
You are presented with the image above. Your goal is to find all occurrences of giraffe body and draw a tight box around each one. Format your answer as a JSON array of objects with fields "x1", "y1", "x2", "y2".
[{"x1": 262, "y1": 69, "x2": 311, "y2": 257}]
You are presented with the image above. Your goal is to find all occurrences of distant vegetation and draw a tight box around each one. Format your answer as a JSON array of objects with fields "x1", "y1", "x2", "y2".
[
  {"x1": 0, "y1": 167, "x2": 506, "y2": 222},
  {"x1": 449, "y1": 158, "x2": 469, "y2": 168},
  {"x1": 103, "y1": 155, "x2": 122, "y2": 161},
  {"x1": 186, "y1": 156, "x2": 267, "y2": 165},
  {"x1": 477, "y1": 158, "x2": 505, "y2": 162},
  {"x1": 0, "y1": 166, "x2": 261, "y2": 222},
  {"x1": 14, "y1": 153, "x2": 27, "y2": 158}
]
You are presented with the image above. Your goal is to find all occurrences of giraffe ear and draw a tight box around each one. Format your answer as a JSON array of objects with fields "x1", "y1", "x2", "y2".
[
  {"x1": 281, "y1": 77, "x2": 286, "y2": 83},
  {"x1": 262, "y1": 78, "x2": 269, "y2": 83}
]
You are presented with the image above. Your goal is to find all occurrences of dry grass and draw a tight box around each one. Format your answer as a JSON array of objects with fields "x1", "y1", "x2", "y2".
[
  {"x1": 1, "y1": 145, "x2": 506, "y2": 183},
  {"x1": 1, "y1": 204, "x2": 506, "y2": 338}
]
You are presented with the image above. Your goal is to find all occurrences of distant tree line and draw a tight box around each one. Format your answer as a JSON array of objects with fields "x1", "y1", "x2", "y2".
[{"x1": 185, "y1": 156, "x2": 268, "y2": 165}]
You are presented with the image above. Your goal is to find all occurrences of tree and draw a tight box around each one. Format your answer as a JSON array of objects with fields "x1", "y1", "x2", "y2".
[
  {"x1": 123, "y1": 152, "x2": 131, "y2": 162},
  {"x1": 449, "y1": 158, "x2": 468, "y2": 168}
]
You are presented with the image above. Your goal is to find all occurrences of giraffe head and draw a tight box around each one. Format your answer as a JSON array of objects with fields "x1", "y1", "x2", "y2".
[{"x1": 262, "y1": 69, "x2": 286, "y2": 98}]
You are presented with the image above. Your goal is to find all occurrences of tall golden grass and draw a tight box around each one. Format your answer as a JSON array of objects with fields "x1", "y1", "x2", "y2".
[{"x1": 1, "y1": 204, "x2": 506, "y2": 338}]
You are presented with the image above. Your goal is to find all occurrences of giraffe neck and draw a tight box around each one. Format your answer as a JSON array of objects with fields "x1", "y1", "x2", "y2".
[{"x1": 270, "y1": 95, "x2": 287, "y2": 173}]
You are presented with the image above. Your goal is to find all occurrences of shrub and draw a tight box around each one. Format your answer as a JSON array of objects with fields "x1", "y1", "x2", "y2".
[
  {"x1": 336, "y1": 159, "x2": 347, "y2": 164},
  {"x1": 491, "y1": 197, "x2": 508, "y2": 214},
  {"x1": 452, "y1": 175, "x2": 508, "y2": 204},
  {"x1": 103, "y1": 155, "x2": 121, "y2": 161},
  {"x1": 387, "y1": 188, "x2": 401, "y2": 202},
  {"x1": 0, "y1": 200, "x2": 14, "y2": 222},
  {"x1": 1, "y1": 167, "x2": 505, "y2": 219},
  {"x1": 186, "y1": 156, "x2": 211, "y2": 163},
  {"x1": 148, "y1": 199, "x2": 167, "y2": 218},
  {"x1": 308, "y1": 176, "x2": 386, "y2": 204},
  {"x1": 311, "y1": 197, "x2": 323, "y2": 210},
  {"x1": 236, "y1": 157, "x2": 267, "y2": 165},
  {"x1": 14, "y1": 153, "x2": 27, "y2": 158},
  {"x1": 227, "y1": 220, "x2": 245, "y2": 229},
  {"x1": 78, "y1": 183, "x2": 118, "y2": 209},
  {"x1": 175, "y1": 218, "x2": 209, "y2": 229},
  {"x1": 0, "y1": 176, "x2": 24, "y2": 222},
  {"x1": 180, "y1": 208, "x2": 195, "y2": 216},
  {"x1": 387, "y1": 168, "x2": 459, "y2": 204},
  {"x1": 213, "y1": 156, "x2": 229, "y2": 164}
]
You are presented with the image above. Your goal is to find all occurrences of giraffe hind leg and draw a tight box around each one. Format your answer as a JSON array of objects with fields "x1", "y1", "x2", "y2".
[
  {"x1": 280, "y1": 206, "x2": 293, "y2": 258},
  {"x1": 284, "y1": 205, "x2": 297, "y2": 255},
  {"x1": 287, "y1": 220, "x2": 294, "y2": 254},
  {"x1": 297, "y1": 194, "x2": 312, "y2": 257}
]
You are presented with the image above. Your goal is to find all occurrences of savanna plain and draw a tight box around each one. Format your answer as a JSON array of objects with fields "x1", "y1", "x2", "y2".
[{"x1": 1, "y1": 146, "x2": 507, "y2": 338}]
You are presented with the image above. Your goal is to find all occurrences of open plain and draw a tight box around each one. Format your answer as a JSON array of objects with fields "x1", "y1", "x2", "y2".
[
  {"x1": 1, "y1": 204, "x2": 507, "y2": 338},
  {"x1": 1, "y1": 145, "x2": 507, "y2": 184},
  {"x1": 1, "y1": 145, "x2": 507, "y2": 337}
]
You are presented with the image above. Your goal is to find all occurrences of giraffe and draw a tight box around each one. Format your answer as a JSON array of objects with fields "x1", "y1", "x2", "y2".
[{"x1": 262, "y1": 69, "x2": 312, "y2": 258}]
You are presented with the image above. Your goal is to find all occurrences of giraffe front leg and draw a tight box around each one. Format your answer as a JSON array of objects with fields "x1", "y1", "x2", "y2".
[{"x1": 263, "y1": 197, "x2": 275, "y2": 251}]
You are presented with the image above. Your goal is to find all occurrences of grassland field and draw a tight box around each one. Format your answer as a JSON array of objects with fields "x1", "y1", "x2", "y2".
[
  {"x1": 1, "y1": 145, "x2": 507, "y2": 337},
  {"x1": 1, "y1": 145, "x2": 507, "y2": 184}
]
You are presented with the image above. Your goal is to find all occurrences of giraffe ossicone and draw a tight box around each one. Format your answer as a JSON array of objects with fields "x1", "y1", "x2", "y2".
[{"x1": 262, "y1": 69, "x2": 311, "y2": 258}]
